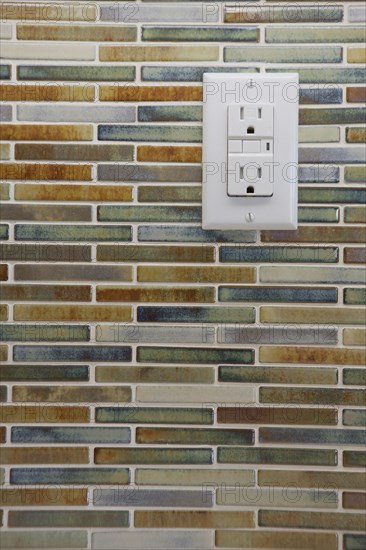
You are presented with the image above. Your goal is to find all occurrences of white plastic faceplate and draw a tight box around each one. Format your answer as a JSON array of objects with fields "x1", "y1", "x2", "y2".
[{"x1": 202, "y1": 73, "x2": 299, "y2": 230}]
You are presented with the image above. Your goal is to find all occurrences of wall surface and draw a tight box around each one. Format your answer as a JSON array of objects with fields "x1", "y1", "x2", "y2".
[{"x1": 0, "y1": 1, "x2": 365, "y2": 549}]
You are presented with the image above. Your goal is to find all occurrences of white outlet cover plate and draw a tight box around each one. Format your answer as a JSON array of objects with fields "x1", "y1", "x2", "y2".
[{"x1": 202, "y1": 73, "x2": 299, "y2": 230}]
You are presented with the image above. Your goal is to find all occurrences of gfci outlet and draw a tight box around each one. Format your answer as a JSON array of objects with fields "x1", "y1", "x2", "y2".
[{"x1": 202, "y1": 73, "x2": 299, "y2": 230}]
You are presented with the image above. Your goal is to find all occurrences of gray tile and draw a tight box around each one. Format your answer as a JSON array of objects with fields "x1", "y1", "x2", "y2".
[
  {"x1": 259, "y1": 427, "x2": 366, "y2": 446},
  {"x1": 136, "y1": 385, "x2": 255, "y2": 404},
  {"x1": 98, "y1": 124, "x2": 202, "y2": 142},
  {"x1": 143, "y1": 25, "x2": 258, "y2": 42},
  {"x1": 138, "y1": 106, "x2": 202, "y2": 122},
  {"x1": 0, "y1": 531, "x2": 87, "y2": 549},
  {"x1": 98, "y1": 164, "x2": 201, "y2": 183},
  {"x1": 217, "y1": 325, "x2": 337, "y2": 345},
  {"x1": 266, "y1": 27, "x2": 365, "y2": 43},
  {"x1": 267, "y1": 68, "x2": 366, "y2": 84},
  {"x1": 10, "y1": 467, "x2": 129, "y2": 485},
  {"x1": 1, "y1": 205, "x2": 91, "y2": 222},
  {"x1": 92, "y1": 530, "x2": 213, "y2": 550},
  {"x1": 1, "y1": 43, "x2": 95, "y2": 60},
  {"x1": 142, "y1": 66, "x2": 258, "y2": 82},
  {"x1": 220, "y1": 246, "x2": 338, "y2": 263},
  {"x1": 0, "y1": 105, "x2": 12, "y2": 121},
  {"x1": 0, "y1": 324, "x2": 89, "y2": 342},
  {"x1": 100, "y1": 4, "x2": 219, "y2": 22},
  {"x1": 18, "y1": 105, "x2": 135, "y2": 123},
  {"x1": 9, "y1": 510, "x2": 129, "y2": 528},
  {"x1": 217, "y1": 487, "x2": 337, "y2": 508},
  {"x1": 98, "y1": 205, "x2": 201, "y2": 223},
  {"x1": 15, "y1": 224, "x2": 132, "y2": 242},
  {"x1": 260, "y1": 267, "x2": 365, "y2": 285},
  {"x1": 13, "y1": 345, "x2": 132, "y2": 362},
  {"x1": 299, "y1": 147, "x2": 366, "y2": 164},
  {"x1": 0, "y1": 244, "x2": 91, "y2": 262},
  {"x1": 219, "y1": 286, "x2": 337, "y2": 303},
  {"x1": 138, "y1": 225, "x2": 256, "y2": 243},
  {"x1": 94, "y1": 488, "x2": 213, "y2": 507},
  {"x1": 299, "y1": 166, "x2": 339, "y2": 183},
  {"x1": 225, "y1": 46, "x2": 342, "y2": 63},
  {"x1": 349, "y1": 6, "x2": 366, "y2": 22},
  {"x1": 0, "y1": 65, "x2": 11, "y2": 79},
  {"x1": 97, "y1": 325, "x2": 214, "y2": 344},
  {"x1": 18, "y1": 65, "x2": 135, "y2": 81}
]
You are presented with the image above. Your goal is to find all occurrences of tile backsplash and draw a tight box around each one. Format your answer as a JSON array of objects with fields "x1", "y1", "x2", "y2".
[{"x1": 0, "y1": 1, "x2": 365, "y2": 549}]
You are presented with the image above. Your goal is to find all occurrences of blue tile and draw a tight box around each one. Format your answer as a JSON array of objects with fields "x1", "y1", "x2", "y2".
[
  {"x1": 219, "y1": 286, "x2": 338, "y2": 303},
  {"x1": 13, "y1": 346, "x2": 132, "y2": 362},
  {"x1": 98, "y1": 124, "x2": 202, "y2": 142},
  {"x1": 11, "y1": 427, "x2": 131, "y2": 444},
  {"x1": 138, "y1": 106, "x2": 202, "y2": 122}
]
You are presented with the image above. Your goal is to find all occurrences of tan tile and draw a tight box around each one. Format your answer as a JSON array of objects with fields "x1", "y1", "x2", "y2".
[
  {"x1": 0, "y1": 84, "x2": 95, "y2": 102},
  {"x1": 0, "y1": 346, "x2": 8, "y2": 362},
  {"x1": 344, "y1": 207, "x2": 366, "y2": 223},
  {"x1": 13, "y1": 386, "x2": 131, "y2": 403},
  {"x1": 135, "y1": 510, "x2": 254, "y2": 528},
  {"x1": 0, "y1": 447, "x2": 89, "y2": 464},
  {"x1": 0, "y1": 144, "x2": 10, "y2": 160},
  {"x1": 138, "y1": 266, "x2": 255, "y2": 283},
  {"x1": 344, "y1": 247, "x2": 366, "y2": 264},
  {"x1": 0, "y1": 406, "x2": 89, "y2": 423},
  {"x1": 14, "y1": 305, "x2": 132, "y2": 322},
  {"x1": 347, "y1": 87, "x2": 366, "y2": 103},
  {"x1": 0, "y1": 488, "x2": 87, "y2": 506},
  {"x1": 343, "y1": 492, "x2": 366, "y2": 510},
  {"x1": 259, "y1": 510, "x2": 364, "y2": 530},
  {"x1": 218, "y1": 406, "x2": 337, "y2": 425},
  {"x1": 137, "y1": 146, "x2": 202, "y2": 163},
  {"x1": 1, "y1": 124, "x2": 93, "y2": 141},
  {"x1": 261, "y1": 306, "x2": 365, "y2": 324},
  {"x1": 216, "y1": 530, "x2": 337, "y2": 549},
  {"x1": 100, "y1": 85, "x2": 202, "y2": 102},
  {"x1": 96, "y1": 286, "x2": 215, "y2": 303},
  {"x1": 0, "y1": 4, "x2": 96, "y2": 21},
  {"x1": 135, "y1": 469, "x2": 254, "y2": 487},
  {"x1": 17, "y1": 24, "x2": 136, "y2": 41},
  {"x1": 98, "y1": 246, "x2": 215, "y2": 263},
  {"x1": 259, "y1": 470, "x2": 365, "y2": 490},
  {"x1": 262, "y1": 226, "x2": 364, "y2": 243},
  {"x1": 343, "y1": 329, "x2": 366, "y2": 346},
  {"x1": 15, "y1": 184, "x2": 132, "y2": 202},
  {"x1": 346, "y1": 128, "x2": 366, "y2": 143},
  {"x1": 0, "y1": 305, "x2": 8, "y2": 321},
  {"x1": 260, "y1": 346, "x2": 365, "y2": 365},
  {"x1": 348, "y1": 47, "x2": 366, "y2": 63},
  {"x1": 1, "y1": 164, "x2": 92, "y2": 181},
  {"x1": 100, "y1": 46, "x2": 219, "y2": 62}
]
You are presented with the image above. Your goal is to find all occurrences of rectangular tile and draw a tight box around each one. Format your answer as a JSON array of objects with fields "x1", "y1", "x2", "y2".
[
  {"x1": 98, "y1": 164, "x2": 201, "y2": 183},
  {"x1": 344, "y1": 535, "x2": 366, "y2": 550},
  {"x1": 220, "y1": 246, "x2": 337, "y2": 263},
  {"x1": 14, "y1": 305, "x2": 132, "y2": 322},
  {"x1": 100, "y1": 4, "x2": 219, "y2": 23},
  {"x1": 347, "y1": 87, "x2": 366, "y2": 103},
  {"x1": 0, "y1": 405, "x2": 89, "y2": 422},
  {"x1": 260, "y1": 307, "x2": 365, "y2": 324},
  {"x1": 1, "y1": 244, "x2": 91, "y2": 262},
  {"x1": 0, "y1": 105, "x2": 12, "y2": 121},
  {"x1": 101, "y1": 85, "x2": 202, "y2": 102},
  {"x1": 96, "y1": 286, "x2": 215, "y2": 303},
  {"x1": 100, "y1": 45, "x2": 218, "y2": 62},
  {"x1": 136, "y1": 428, "x2": 254, "y2": 446},
  {"x1": 344, "y1": 207, "x2": 366, "y2": 223},
  {"x1": 95, "y1": 448, "x2": 212, "y2": 465},
  {"x1": 0, "y1": 143, "x2": 10, "y2": 160},
  {"x1": 266, "y1": 26, "x2": 365, "y2": 43},
  {"x1": 96, "y1": 366, "x2": 213, "y2": 384},
  {"x1": 13, "y1": 346, "x2": 132, "y2": 362},
  {"x1": 262, "y1": 227, "x2": 364, "y2": 243},
  {"x1": 14, "y1": 264, "x2": 132, "y2": 282},
  {"x1": 1, "y1": 81, "x2": 94, "y2": 101},
  {"x1": 9, "y1": 510, "x2": 129, "y2": 528},
  {"x1": 259, "y1": 510, "x2": 364, "y2": 530},
  {"x1": 96, "y1": 407, "x2": 213, "y2": 425},
  {"x1": 0, "y1": 23, "x2": 12, "y2": 39},
  {"x1": 0, "y1": 488, "x2": 87, "y2": 506},
  {"x1": 0, "y1": 65, "x2": 11, "y2": 79},
  {"x1": 142, "y1": 66, "x2": 259, "y2": 82},
  {"x1": 218, "y1": 405, "x2": 337, "y2": 425},
  {"x1": 137, "y1": 306, "x2": 255, "y2": 323},
  {"x1": 11, "y1": 427, "x2": 130, "y2": 444},
  {"x1": 216, "y1": 531, "x2": 336, "y2": 549},
  {"x1": 219, "y1": 366, "x2": 337, "y2": 385},
  {"x1": 0, "y1": 4, "x2": 96, "y2": 21},
  {"x1": 348, "y1": 47, "x2": 366, "y2": 63},
  {"x1": 268, "y1": 68, "x2": 365, "y2": 84},
  {"x1": 346, "y1": 127, "x2": 366, "y2": 142},
  {"x1": 218, "y1": 325, "x2": 337, "y2": 345},
  {"x1": 138, "y1": 266, "x2": 256, "y2": 283},
  {"x1": 98, "y1": 245, "x2": 214, "y2": 263},
  {"x1": 0, "y1": 447, "x2": 89, "y2": 464},
  {"x1": 218, "y1": 447, "x2": 337, "y2": 466},
  {"x1": 216, "y1": 488, "x2": 337, "y2": 509},
  {"x1": 10, "y1": 468, "x2": 129, "y2": 485},
  {"x1": 0, "y1": 265, "x2": 7, "y2": 281},
  {"x1": 0, "y1": 324, "x2": 89, "y2": 342},
  {"x1": 219, "y1": 286, "x2": 337, "y2": 303},
  {"x1": 343, "y1": 493, "x2": 366, "y2": 510},
  {"x1": 12, "y1": 385, "x2": 131, "y2": 402},
  {"x1": 1, "y1": 364, "x2": 88, "y2": 382},
  {"x1": 2, "y1": 124, "x2": 93, "y2": 141},
  {"x1": 143, "y1": 26, "x2": 258, "y2": 42},
  {"x1": 99, "y1": 125, "x2": 201, "y2": 142},
  {"x1": 225, "y1": 46, "x2": 341, "y2": 63},
  {"x1": 261, "y1": 346, "x2": 365, "y2": 365},
  {"x1": 2, "y1": 164, "x2": 92, "y2": 180},
  {"x1": 260, "y1": 266, "x2": 365, "y2": 284},
  {"x1": 15, "y1": 184, "x2": 132, "y2": 202},
  {"x1": 344, "y1": 247, "x2": 366, "y2": 264},
  {"x1": 94, "y1": 488, "x2": 213, "y2": 508},
  {"x1": 260, "y1": 387, "x2": 366, "y2": 405},
  {"x1": 225, "y1": 5, "x2": 343, "y2": 23},
  {"x1": 136, "y1": 385, "x2": 255, "y2": 404},
  {"x1": 1, "y1": 42, "x2": 95, "y2": 60},
  {"x1": 138, "y1": 186, "x2": 201, "y2": 203},
  {"x1": 17, "y1": 107, "x2": 135, "y2": 124},
  {"x1": 0, "y1": 184, "x2": 10, "y2": 201},
  {"x1": 92, "y1": 530, "x2": 213, "y2": 550},
  {"x1": 96, "y1": 326, "x2": 214, "y2": 345},
  {"x1": 137, "y1": 346, "x2": 253, "y2": 364},
  {"x1": 138, "y1": 226, "x2": 256, "y2": 243},
  {"x1": 18, "y1": 65, "x2": 135, "y2": 81},
  {"x1": 1, "y1": 205, "x2": 91, "y2": 222},
  {"x1": 138, "y1": 106, "x2": 202, "y2": 122},
  {"x1": 16, "y1": 143, "x2": 133, "y2": 162},
  {"x1": 299, "y1": 127, "x2": 340, "y2": 142},
  {"x1": 137, "y1": 146, "x2": 201, "y2": 163},
  {"x1": 134, "y1": 510, "x2": 253, "y2": 528},
  {"x1": 344, "y1": 451, "x2": 366, "y2": 468},
  {"x1": 345, "y1": 166, "x2": 366, "y2": 182},
  {"x1": 15, "y1": 225, "x2": 132, "y2": 242},
  {"x1": 0, "y1": 531, "x2": 87, "y2": 549},
  {"x1": 258, "y1": 470, "x2": 366, "y2": 490},
  {"x1": 349, "y1": 7, "x2": 366, "y2": 22},
  {"x1": 135, "y1": 469, "x2": 254, "y2": 487},
  {"x1": 17, "y1": 24, "x2": 136, "y2": 41},
  {"x1": 299, "y1": 146, "x2": 365, "y2": 164},
  {"x1": 259, "y1": 427, "x2": 365, "y2": 446},
  {"x1": 343, "y1": 329, "x2": 366, "y2": 346},
  {"x1": 300, "y1": 187, "x2": 366, "y2": 204},
  {"x1": 343, "y1": 410, "x2": 366, "y2": 427}
]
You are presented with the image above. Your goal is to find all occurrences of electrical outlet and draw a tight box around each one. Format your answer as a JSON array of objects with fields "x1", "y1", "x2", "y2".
[{"x1": 202, "y1": 73, "x2": 298, "y2": 230}]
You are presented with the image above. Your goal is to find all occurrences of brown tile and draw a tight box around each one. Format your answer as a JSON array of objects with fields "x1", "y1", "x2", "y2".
[
  {"x1": 0, "y1": 4, "x2": 97, "y2": 21},
  {"x1": 12, "y1": 386, "x2": 131, "y2": 403},
  {"x1": 0, "y1": 305, "x2": 8, "y2": 321},
  {"x1": 138, "y1": 186, "x2": 201, "y2": 203},
  {"x1": 346, "y1": 128, "x2": 366, "y2": 143},
  {"x1": 260, "y1": 346, "x2": 366, "y2": 365},
  {"x1": 14, "y1": 264, "x2": 133, "y2": 282},
  {"x1": 0, "y1": 346, "x2": 8, "y2": 361},
  {"x1": 0, "y1": 447, "x2": 89, "y2": 464},
  {"x1": 1, "y1": 124, "x2": 93, "y2": 141},
  {"x1": 138, "y1": 266, "x2": 255, "y2": 283},
  {"x1": 344, "y1": 207, "x2": 366, "y2": 223},
  {"x1": 98, "y1": 245, "x2": 215, "y2": 263},
  {"x1": 96, "y1": 286, "x2": 215, "y2": 303},
  {"x1": 100, "y1": 85, "x2": 202, "y2": 102},
  {"x1": 260, "y1": 306, "x2": 364, "y2": 324},
  {"x1": 0, "y1": 488, "x2": 87, "y2": 506},
  {"x1": 0, "y1": 426, "x2": 5, "y2": 443},
  {"x1": 100, "y1": 46, "x2": 219, "y2": 62},
  {"x1": 262, "y1": 226, "x2": 364, "y2": 243},
  {"x1": 260, "y1": 387, "x2": 365, "y2": 406},
  {"x1": 0, "y1": 406, "x2": 90, "y2": 423},
  {"x1": 347, "y1": 87, "x2": 366, "y2": 103},
  {"x1": 0, "y1": 285, "x2": 91, "y2": 302},
  {"x1": 15, "y1": 184, "x2": 132, "y2": 202},
  {"x1": 344, "y1": 451, "x2": 366, "y2": 468},
  {"x1": 0, "y1": 265, "x2": 8, "y2": 281},
  {"x1": 137, "y1": 146, "x2": 202, "y2": 163},
  {"x1": 343, "y1": 492, "x2": 366, "y2": 510},
  {"x1": 218, "y1": 406, "x2": 337, "y2": 425},
  {"x1": 344, "y1": 247, "x2": 366, "y2": 264},
  {"x1": 259, "y1": 470, "x2": 365, "y2": 490},
  {"x1": 348, "y1": 48, "x2": 366, "y2": 63},
  {"x1": 135, "y1": 511, "x2": 254, "y2": 528},
  {"x1": 17, "y1": 24, "x2": 136, "y2": 41},
  {"x1": 1, "y1": 204, "x2": 91, "y2": 222},
  {"x1": 14, "y1": 305, "x2": 132, "y2": 322},
  {"x1": 216, "y1": 530, "x2": 337, "y2": 549},
  {"x1": 0, "y1": 244, "x2": 90, "y2": 262},
  {"x1": 15, "y1": 144, "x2": 133, "y2": 162},
  {"x1": 1, "y1": 164, "x2": 92, "y2": 181},
  {"x1": 259, "y1": 510, "x2": 364, "y2": 530},
  {"x1": 0, "y1": 84, "x2": 95, "y2": 101},
  {"x1": 343, "y1": 329, "x2": 366, "y2": 346}
]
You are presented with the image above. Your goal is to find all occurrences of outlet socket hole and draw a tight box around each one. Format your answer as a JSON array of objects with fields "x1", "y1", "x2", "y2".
[
  {"x1": 247, "y1": 186, "x2": 254, "y2": 193},
  {"x1": 266, "y1": 142, "x2": 270, "y2": 151},
  {"x1": 247, "y1": 126, "x2": 254, "y2": 134}
]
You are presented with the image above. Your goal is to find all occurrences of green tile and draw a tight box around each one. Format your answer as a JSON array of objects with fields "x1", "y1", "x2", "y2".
[
  {"x1": 138, "y1": 186, "x2": 201, "y2": 203},
  {"x1": 99, "y1": 164, "x2": 201, "y2": 183},
  {"x1": 137, "y1": 346, "x2": 253, "y2": 364},
  {"x1": 96, "y1": 406, "x2": 213, "y2": 424},
  {"x1": 95, "y1": 447, "x2": 213, "y2": 465},
  {"x1": 345, "y1": 207, "x2": 366, "y2": 224},
  {"x1": 18, "y1": 65, "x2": 135, "y2": 81},
  {"x1": 260, "y1": 388, "x2": 366, "y2": 406},
  {"x1": 138, "y1": 106, "x2": 202, "y2": 122},
  {"x1": 0, "y1": 386, "x2": 7, "y2": 402},
  {"x1": 98, "y1": 206, "x2": 201, "y2": 223},
  {"x1": 143, "y1": 26, "x2": 258, "y2": 42},
  {"x1": 345, "y1": 166, "x2": 366, "y2": 183},
  {"x1": 344, "y1": 535, "x2": 366, "y2": 550},
  {"x1": 142, "y1": 65, "x2": 259, "y2": 81},
  {"x1": 0, "y1": 225, "x2": 9, "y2": 240},
  {"x1": 136, "y1": 427, "x2": 254, "y2": 445},
  {"x1": 343, "y1": 368, "x2": 366, "y2": 385},
  {"x1": 259, "y1": 427, "x2": 365, "y2": 445},
  {"x1": 10, "y1": 467, "x2": 129, "y2": 485},
  {"x1": 219, "y1": 286, "x2": 337, "y2": 303},
  {"x1": 9, "y1": 510, "x2": 129, "y2": 528},
  {"x1": 0, "y1": 65, "x2": 11, "y2": 79},
  {"x1": 0, "y1": 244, "x2": 91, "y2": 262},
  {"x1": 220, "y1": 246, "x2": 338, "y2": 263},
  {"x1": 138, "y1": 226, "x2": 256, "y2": 243},
  {"x1": 218, "y1": 447, "x2": 337, "y2": 466},
  {"x1": 0, "y1": 365, "x2": 88, "y2": 381},
  {"x1": 98, "y1": 124, "x2": 201, "y2": 142},
  {"x1": 13, "y1": 345, "x2": 132, "y2": 362},
  {"x1": 12, "y1": 427, "x2": 131, "y2": 444},
  {"x1": 267, "y1": 68, "x2": 365, "y2": 84},
  {"x1": 344, "y1": 288, "x2": 366, "y2": 305},
  {"x1": 15, "y1": 224, "x2": 132, "y2": 242},
  {"x1": 299, "y1": 187, "x2": 365, "y2": 204},
  {"x1": 299, "y1": 127, "x2": 340, "y2": 142},
  {"x1": 0, "y1": 324, "x2": 89, "y2": 342},
  {"x1": 266, "y1": 27, "x2": 365, "y2": 43},
  {"x1": 219, "y1": 366, "x2": 337, "y2": 385},
  {"x1": 343, "y1": 451, "x2": 366, "y2": 468},
  {"x1": 343, "y1": 410, "x2": 366, "y2": 427},
  {"x1": 0, "y1": 531, "x2": 87, "y2": 549},
  {"x1": 135, "y1": 468, "x2": 254, "y2": 486},
  {"x1": 300, "y1": 108, "x2": 365, "y2": 125},
  {"x1": 225, "y1": 46, "x2": 341, "y2": 63}
]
